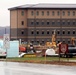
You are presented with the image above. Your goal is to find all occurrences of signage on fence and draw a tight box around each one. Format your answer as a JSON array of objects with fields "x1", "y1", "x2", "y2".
[
  {"x1": 59, "y1": 43, "x2": 68, "y2": 53},
  {"x1": 3, "y1": 34, "x2": 10, "y2": 49}
]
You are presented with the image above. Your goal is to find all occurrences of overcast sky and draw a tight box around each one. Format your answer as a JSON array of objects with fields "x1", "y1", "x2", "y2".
[{"x1": 0, "y1": 0, "x2": 76, "y2": 27}]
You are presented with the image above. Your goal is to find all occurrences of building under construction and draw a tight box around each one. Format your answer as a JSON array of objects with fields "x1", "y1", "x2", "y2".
[{"x1": 8, "y1": 4, "x2": 76, "y2": 45}]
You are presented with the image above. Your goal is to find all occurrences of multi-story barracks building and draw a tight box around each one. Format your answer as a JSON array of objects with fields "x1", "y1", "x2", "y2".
[{"x1": 8, "y1": 4, "x2": 76, "y2": 45}]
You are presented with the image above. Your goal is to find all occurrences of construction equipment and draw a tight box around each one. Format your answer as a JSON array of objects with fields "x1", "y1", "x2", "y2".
[
  {"x1": 71, "y1": 37, "x2": 76, "y2": 46},
  {"x1": 19, "y1": 30, "x2": 57, "y2": 57},
  {"x1": 45, "y1": 30, "x2": 56, "y2": 48}
]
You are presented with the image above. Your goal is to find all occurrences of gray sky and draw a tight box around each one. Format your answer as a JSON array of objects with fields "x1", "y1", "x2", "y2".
[{"x1": 0, "y1": 0, "x2": 76, "y2": 27}]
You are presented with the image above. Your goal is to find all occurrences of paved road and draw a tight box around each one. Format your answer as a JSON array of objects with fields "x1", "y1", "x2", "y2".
[{"x1": 0, "y1": 61, "x2": 76, "y2": 75}]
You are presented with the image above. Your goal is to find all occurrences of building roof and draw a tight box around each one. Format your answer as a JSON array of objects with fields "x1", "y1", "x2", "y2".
[{"x1": 8, "y1": 3, "x2": 76, "y2": 10}]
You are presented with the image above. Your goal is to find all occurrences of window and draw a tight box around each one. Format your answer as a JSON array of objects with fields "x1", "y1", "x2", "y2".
[
  {"x1": 68, "y1": 31, "x2": 70, "y2": 34},
  {"x1": 52, "y1": 31, "x2": 53, "y2": 34},
  {"x1": 57, "y1": 21, "x2": 60, "y2": 25},
  {"x1": 57, "y1": 31, "x2": 60, "y2": 34},
  {"x1": 47, "y1": 31, "x2": 49, "y2": 34},
  {"x1": 47, "y1": 11, "x2": 49, "y2": 16},
  {"x1": 62, "y1": 21, "x2": 65, "y2": 25},
  {"x1": 57, "y1": 11, "x2": 60, "y2": 16},
  {"x1": 42, "y1": 21, "x2": 44, "y2": 25},
  {"x1": 68, "y1": 21, "x2": 70, "y2": 25},
  {"x1": 31, "y1": 41, "x2": 34, "y2": 43},
  {"x1": 47, "y1": 21, "x2": 50, "y2": 25},
  {"x1": 42, "y1": 41, "x2": 44, "y2": 43},
  {"x1": 42, "y1": 31, "x2": 44, "y2": 34},
  {"x1": 31, "y1": 31, "x2": 34, "y2": 34},
  {"x1": 21, "y1": 11, "x2": 24, "y2": 16},
  {"x1": 31, "y1": 22, "x2": 34, "y2": 25},
  {"x1": 31, "y1": 11, "x2": 34, "y2": 16},
  {"x1": 63, "y1": 11, "x2": 65, "y2": 16},
  {"x1": 37, "y1": 11, "x2": 39, "y2": 16},
  {"x1": 73, "y1": 31, "x2": 75, "y2": 34},
  {"x1": 63, "y1": 31, "x2": 65, "y2": 34},
  {"x1": 68, "y1": 41, "x2": 70, "y2": 43},
  {"x1": 42, "y1": 11, "x2": 44, "y2": 16},
  {"x1": 21, "y1": 21, "x2": 24, "y2": 25},
  {"x1": 52, "y1": 11, "x2": 54, "y2": 16},
  {"x1": 21, "y1": 30, "x2": 24, "y2": 34},
  {"x1": 63, "y1": 41, "x2": 65, "y2": 43},
  {"x1": 37, "y1": 41, "x2": 39, "y2": 44},
  {"x1": 58, "y1": 41, "x2": 60, "y2": 43},
  {"x1": 73, "y1": 11, "x2": 75, "y2": 16},
  {"x1": 68, "y1": 11, "x2": 70, "y2": 16},
  {"x1": 36, "y1": 22, "x2": 39, "y2": 25},
  {"x1": 52, "y1": 22, "x2": 55, "y2": 25},
  {"x1": 36, "y1": 31, "x2": 39, "y2": 34},
  {"x1": 73, "y1": 21, "x2": 75, "y2": 25}
]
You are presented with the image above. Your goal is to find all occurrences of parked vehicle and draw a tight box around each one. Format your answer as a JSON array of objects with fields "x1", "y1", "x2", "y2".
[
  {"x1": 19, "y1": 46, "x2": 26, "y2": 52},
  {"x1": 68, "y1": 45, "x2": 76, "y2": 57},
  {"x1": 0, "y1": 48, "x2": 6, "y2": 58},
  {"x1": 60, "y1": 45, "x2": 76, "y2": 58},
  {"x1": 29, "y1": 44, "x2": 36, "y2": 53}
]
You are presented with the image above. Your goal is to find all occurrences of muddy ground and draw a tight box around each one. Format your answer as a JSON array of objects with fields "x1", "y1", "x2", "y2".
[
  {"x1": 20, "y1": 60, "x2": 76, "y2": 66},
  {"x1": 1, "y1": 60, "x2": 76, "y2": 66}
]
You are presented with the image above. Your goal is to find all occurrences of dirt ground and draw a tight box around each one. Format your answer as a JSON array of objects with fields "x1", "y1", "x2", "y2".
[
  {"x1": 0, "y1": 58, "x2": 76, "y2": 66},
  {"x1": 45, "y1": 61, "x2": 76, "y2": 66},
  {"x1": 22, "y1": 60, "x2": 76, "y2": 66}
]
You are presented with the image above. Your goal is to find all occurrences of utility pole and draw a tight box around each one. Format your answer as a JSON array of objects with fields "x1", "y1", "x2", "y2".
[{"x1": 5, "y1": 27, "x2": 6, "y2": 34}]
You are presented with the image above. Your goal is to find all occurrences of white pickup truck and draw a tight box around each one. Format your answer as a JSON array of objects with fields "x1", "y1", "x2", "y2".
[{"x1": 0, "y1": 48, "x2": 6, "y2": 58}]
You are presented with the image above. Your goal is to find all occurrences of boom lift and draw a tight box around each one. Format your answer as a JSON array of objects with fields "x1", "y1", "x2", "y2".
[
  {"x1": 71, "y1": 37, "x2": 76, "y2": 46},
  {"x1": 45, "y1": 30, "x2": 56, "y2": 48}
]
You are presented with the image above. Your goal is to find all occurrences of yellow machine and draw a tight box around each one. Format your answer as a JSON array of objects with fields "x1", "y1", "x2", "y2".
[
  {"x1": 45, "y1": 30, "x2": 56, "y2": 48},
  {"x1": 71, "y1": 37, "x2": 76, "y2": 45}
]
